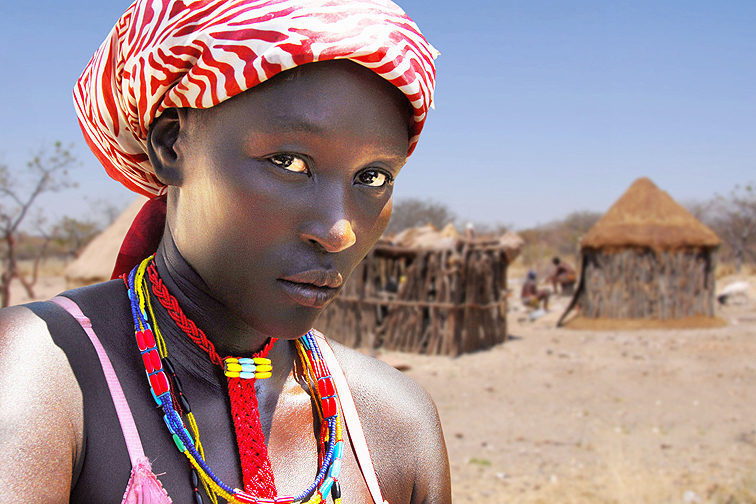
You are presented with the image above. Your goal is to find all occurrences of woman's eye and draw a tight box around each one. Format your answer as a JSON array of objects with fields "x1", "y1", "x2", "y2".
[
  {"x1": 356, "y1": 169, "x2": 393, "y2": 188},
  {"x1": 269, "y1": 154, "x2": 308, "y2": 173}
]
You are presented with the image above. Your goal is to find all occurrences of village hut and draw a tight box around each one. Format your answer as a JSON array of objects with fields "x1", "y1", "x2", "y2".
[
  {"x1": 314, "y1": 225, "x2": 523, "y2": 356},
  {"x1": 64, "y1": 196, "x2": 148, "y2": 288},
  {"x1": 558, "y1": 177, "x2": 721, "y2": 326}
]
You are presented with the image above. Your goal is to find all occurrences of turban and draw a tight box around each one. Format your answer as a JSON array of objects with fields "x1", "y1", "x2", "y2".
[{"x1": 74, "y1": 0, "x2": 438, "y2": 198}]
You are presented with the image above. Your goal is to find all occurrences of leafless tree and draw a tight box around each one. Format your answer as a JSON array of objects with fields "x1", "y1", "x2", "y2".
[
  {"x1": 551, "y1": 210, "x2": 603, "y2": 256},
  {"x1": 518, "y1": 210, "x2": 603, "y2": 268},
  {"x1": 683, "y1": 198, "x2": 715, "y2": 223},
  {"x1": 385, "y1": 198, "x2": 458, "y2": 235},
  {"x1": 711, "y1": 183, "x2": 756, "y2": 272},
  {"x1": 52, "y1": 216, "x2": 100, "y2": 259},
  {"x1": 0, "y1": 142, "x2": 77, "y2": 306}
]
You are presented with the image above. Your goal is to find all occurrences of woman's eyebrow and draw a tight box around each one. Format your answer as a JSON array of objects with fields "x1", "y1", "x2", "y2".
[
  {"x1": 260, "y1": 118, "x2": 408, "y2": 158},
  {"x1": 268, "y1": 115, "x2": 328, "y2": 134},
  {"x1": 377, "y1": 153, "x2": 408, "y2": 166}
]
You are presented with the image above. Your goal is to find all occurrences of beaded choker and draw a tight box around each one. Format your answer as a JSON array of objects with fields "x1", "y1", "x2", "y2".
[{"x1": 126, "y1": 257, "x2": 344, "y2": 504}]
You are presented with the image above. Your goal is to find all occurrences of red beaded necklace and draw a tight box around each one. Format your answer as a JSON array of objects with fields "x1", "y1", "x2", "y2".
[{"x1": 147, "y1": 262, "x2": 278, "y2": 497}]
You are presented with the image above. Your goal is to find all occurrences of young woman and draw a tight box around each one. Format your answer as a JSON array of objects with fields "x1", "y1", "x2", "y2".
[{"x1": 0, "y1": 1, "x2": 450, "y2": 503}]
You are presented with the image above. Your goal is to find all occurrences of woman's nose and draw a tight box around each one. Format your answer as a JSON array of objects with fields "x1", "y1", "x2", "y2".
[{"x1": 301, "y1": 218, "x2": 356, "y2": 253}]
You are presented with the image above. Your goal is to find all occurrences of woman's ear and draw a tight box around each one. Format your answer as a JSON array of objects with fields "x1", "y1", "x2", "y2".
[{"x1": 147, "y1": 108, "x2": 184, "y2": 186}]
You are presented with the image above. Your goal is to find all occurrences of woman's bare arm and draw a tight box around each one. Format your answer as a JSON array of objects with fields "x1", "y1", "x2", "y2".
[
  {"x1": 0, "y1": 306, "x2": 83, "y2": 503},
  {"x1": 408, "y1": 392, "x2": 451, "y2": 504}
]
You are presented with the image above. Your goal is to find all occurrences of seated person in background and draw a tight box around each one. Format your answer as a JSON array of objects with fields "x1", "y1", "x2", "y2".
[
  {"x1": 550, "y1": 257, "x2": 577, "y2": 295},
  {"x1": 521, "y1": 270, "x2": 550, "y2": 310}
]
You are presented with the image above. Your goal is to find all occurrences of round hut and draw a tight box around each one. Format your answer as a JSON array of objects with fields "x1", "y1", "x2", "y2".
[
  {"x1": 560, "y1": 177, "x2": 721, "y2": 325},
  {"x1": 64, "y1": 196, "x2": 148, "y2": 288}
]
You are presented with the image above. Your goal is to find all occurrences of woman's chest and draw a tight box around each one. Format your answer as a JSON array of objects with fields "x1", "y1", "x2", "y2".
[{"x1": 74, "y1": 363, "x2": 377, "y2": 504}]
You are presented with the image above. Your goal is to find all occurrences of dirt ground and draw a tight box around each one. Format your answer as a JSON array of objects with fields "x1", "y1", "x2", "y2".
[
  {"x1": 11, "y1": 274, "x2": 756, "y2": 503},
  {"x1": 381, "y1": 274, "x2": 756, "y2": 504}
]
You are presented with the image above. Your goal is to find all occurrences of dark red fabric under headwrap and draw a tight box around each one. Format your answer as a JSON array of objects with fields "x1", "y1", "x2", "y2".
[{"x1": 111, "y1": 195, "x2": 167, "y2": 279}]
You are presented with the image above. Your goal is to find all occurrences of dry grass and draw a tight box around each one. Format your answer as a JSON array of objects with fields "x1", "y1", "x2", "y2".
[
  {"x1": 403, "y1": 287, "x2": 756, "y2": 504},
  {"x1": 580, "y1": 178, "x2": 720, "y2": 250},
  {"x1": 15, "y1": 257, "x2": 68, "y2": 277},
  {"x1": 716, "y1": 262, "x2": 756, "y2": 279},
  {"x1": 707, "y1": 476, "x2": 756, "y2": 504}
]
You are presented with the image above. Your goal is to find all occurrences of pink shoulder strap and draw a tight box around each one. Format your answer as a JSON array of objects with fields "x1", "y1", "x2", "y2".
[
  {"x1": 51, "y1": 296, "x2": 146, "y2": 466},
  {"x1": 312, "y1": 332, "x2": 388, "y2": 504},
  {"x1": 51, "y1": 296, "x2": 174, "y2": 504}
]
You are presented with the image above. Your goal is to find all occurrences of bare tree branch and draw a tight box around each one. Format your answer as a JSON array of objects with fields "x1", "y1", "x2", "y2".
[
  {"x1": 707, "y1": 183, "x2": 756, "y2": 272},
  {"x1": 0, "y1": 142, "x2": 78, "y2": 306}
]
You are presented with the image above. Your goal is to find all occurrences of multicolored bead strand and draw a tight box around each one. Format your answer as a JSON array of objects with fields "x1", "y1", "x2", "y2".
[
  {"x1": 145, "y1": 261, "x2": 278, "y2": 497},
  {"x1": 127, "y1": 257, "x2": 345, "y2": 504},
  {"x1": 128, "y1": 258, "x2": 218, "y2": 504},
  {"x1": 223, "y1": 357, "x2": 273, "y2": 379}
]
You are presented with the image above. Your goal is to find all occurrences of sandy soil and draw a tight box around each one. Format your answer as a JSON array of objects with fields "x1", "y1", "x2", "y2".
[
  {"x1": 378, "y1": 276, "x2": 756, "y2": 503},
  {"x1": 13, "y1": 275, "x2": 756, "y2": 503}
]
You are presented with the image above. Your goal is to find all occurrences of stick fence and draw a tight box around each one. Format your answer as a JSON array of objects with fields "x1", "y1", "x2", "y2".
[{"x1": 315, "y1": 240, "x2": 510, "y2": 355}]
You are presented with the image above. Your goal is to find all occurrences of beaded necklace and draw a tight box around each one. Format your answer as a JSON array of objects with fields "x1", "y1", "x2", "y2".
[
  {"x1": 146, "y1": 261, "x2": 278, "y2": 498},
  {"x1": 126, "y1": 257, "x2": 344, "y2": 504}
]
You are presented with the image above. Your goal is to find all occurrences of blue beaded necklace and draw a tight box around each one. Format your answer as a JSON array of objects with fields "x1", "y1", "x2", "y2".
[{"x1": 126, "y1": 257, "x2": 344, "y2": 504}]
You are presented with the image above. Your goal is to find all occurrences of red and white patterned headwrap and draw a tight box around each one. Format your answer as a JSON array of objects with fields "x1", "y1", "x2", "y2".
[{"x1": 74, "y1": 0, "x2": 438, "y2": 197}]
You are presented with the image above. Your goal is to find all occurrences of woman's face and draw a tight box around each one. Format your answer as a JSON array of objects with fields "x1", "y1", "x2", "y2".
[{"x1": 165, "y1": 60, "x2": 409, "y2": 340}]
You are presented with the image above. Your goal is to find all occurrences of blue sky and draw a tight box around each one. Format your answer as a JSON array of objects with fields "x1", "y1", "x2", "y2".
[{"x1": 0, "y1": 0, "x2": 753, "y2": 229}]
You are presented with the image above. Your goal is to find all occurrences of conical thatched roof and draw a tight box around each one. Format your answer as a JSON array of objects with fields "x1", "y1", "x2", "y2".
[
  {"x1": 64, "y1": 196, "x2": 148, "y2": 287},
  {"x1": 580, "y1": 177, "x2": 720, "y2": 250}
]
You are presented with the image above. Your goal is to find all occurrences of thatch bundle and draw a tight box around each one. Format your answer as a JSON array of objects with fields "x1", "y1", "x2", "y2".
[
  {"x1": 560, "y1": 178, "x2": 721, "y2": 325},
  {"x1": 315, "y1": 226, "x2": 522, "y2": 355}
]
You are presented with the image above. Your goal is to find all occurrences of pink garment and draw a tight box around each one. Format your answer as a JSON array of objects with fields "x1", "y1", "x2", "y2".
[
  {"x1": 52, "y1": 296, "x2": 386, "y2": 504},
  {"x1": 121, "y1": 459, "x2": 173, "y2": 504}
]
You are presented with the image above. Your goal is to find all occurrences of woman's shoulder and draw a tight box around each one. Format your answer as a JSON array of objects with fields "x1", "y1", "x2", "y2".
[
  {"x1": 0, "y1": 278, "x2": 129, "y2": 432},
  {"x1": 17, "y1": 279, "x2": 129, "y2": 324},
  {"x1": 24, "y1": 280, "x2": 132, "y2": 346},
  {"x1": 325, "y1": 337, "x2": 451, "y2": 504},
  {"x1": 0, "y1": 296, "x2": 87, "y2": 502},
  {"x1": 327, "y1": 338, "x2": 438, "y2": 422},
  {"x1": 0, "y1": 281, "x2": 126, "y2": 379},
  {"x1": 1, "y1": 280, "x2": 142, "y2": 502},
  {"x1": 55, "y1": 279, "x2": 130, "y2": 315}
]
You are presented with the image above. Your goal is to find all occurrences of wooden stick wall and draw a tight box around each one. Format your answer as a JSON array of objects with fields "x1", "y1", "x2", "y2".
[
  {"x1": 577, "y1": 248, "x2": 717, "y2": 319},
  {"x1": 315, "y1": 242, "x2": 509, "y2": 356}
]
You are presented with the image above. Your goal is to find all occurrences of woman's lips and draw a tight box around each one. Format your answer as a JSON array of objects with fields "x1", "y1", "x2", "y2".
[{"x1": 278, "y1": 270, "x2": 343, "y2": 308}]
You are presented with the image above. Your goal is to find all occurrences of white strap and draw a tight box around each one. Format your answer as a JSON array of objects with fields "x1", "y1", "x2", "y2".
[{"x1": 312, "y1": 333, "x2": 388, "y2": 504}]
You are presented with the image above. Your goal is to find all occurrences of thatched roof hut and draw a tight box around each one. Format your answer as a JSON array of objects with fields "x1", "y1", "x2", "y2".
[
  {"x1": 559, "y1": 178, "x2": 721, "y2": 326},
  {"x1": 315, "y1": 225, "x2": 523, "y2": 355},
  {"x1": 580, "y1": 177, "x2": 720, "y2": 251},
  {"x1": 64, "y1": 196, "x2": 147, "y2": 288}
]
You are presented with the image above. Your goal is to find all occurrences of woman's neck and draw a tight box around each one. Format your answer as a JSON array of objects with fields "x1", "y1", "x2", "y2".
[
  {"x1": 148, "y1": 231, "x2": 299, "y2": 434},
  {"x1": 153, "y1": 228, "x2": 276, "y2": 358}
]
